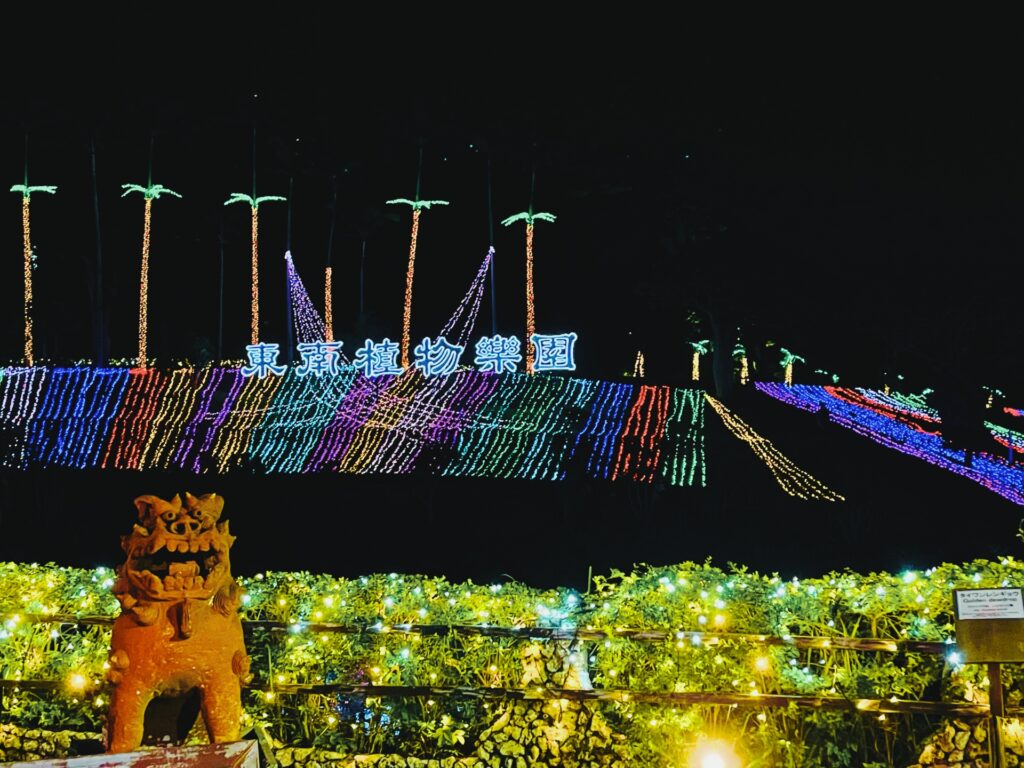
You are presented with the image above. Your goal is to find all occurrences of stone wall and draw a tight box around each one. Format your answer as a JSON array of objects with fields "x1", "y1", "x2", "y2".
[
  {"x1": 0, "y1": 722, "x2": 102, "y2": 763},
  {"x1": 907, "y1": 718, "x2": 1024, "y2": 768}
]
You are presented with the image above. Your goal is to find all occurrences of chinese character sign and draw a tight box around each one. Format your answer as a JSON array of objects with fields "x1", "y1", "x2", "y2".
[
  {"x1": 474, "y1": 335, "x2": 522, "y2": 374},
  {"x1": 354, "y1": 338, "x2": 404, "y2": 377},
  {"x1": 240, "y1": 332, "x2": 577, "y2": 377},
  {"x1": 241, "y1": 343, "x2": 287, "y2": 379},
  {"x1": 531, "y1": 333, "x2": 577, "y2": 372},
  {"x1": 413, "y1": 337, "x2": 465, "y2": 377},
  {"x1": 295, "y1": 341, "x2": 344, "y2": 377}
]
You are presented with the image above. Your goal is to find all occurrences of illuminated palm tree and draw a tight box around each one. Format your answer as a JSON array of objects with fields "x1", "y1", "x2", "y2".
[
  {"x1": 10, "y1": 164, "x2": 56, "y2": 367},
  {"x1": 688, "y1": 340, "x2": 711, "y2": 382},
  {"x1": 387, "y1": 148, "x2": 449, "y2": 368},
  {"x1": 732, "y1": 342, "x2": 748, "y2": 385},
  {"x1": 501, "y1": 208, "x2": 556, "y2": 373},
  {"x1": 121, "y1": 182, "x2": 181, "y2": 367},
  {"x1": 779, "y1": 347, "x2": 805, "y2": 386},
  {"x1": 224, "y1": 192, "x2": 287, "y2": 344}
]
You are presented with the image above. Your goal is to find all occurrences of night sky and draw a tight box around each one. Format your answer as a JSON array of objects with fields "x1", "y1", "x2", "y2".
[{"x1": 1, "y1": 20, "x2": 1020, "y2": 584}]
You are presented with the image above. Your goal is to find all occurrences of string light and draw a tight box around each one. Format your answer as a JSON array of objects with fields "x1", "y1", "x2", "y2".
[
  {"x1": 778, "y1": 348, "x2": 804, "y2": 387},
  {"x1": 285, "y1": 252, "x2": 330, "y2": 346},
  {"x1": 502, "y1": 210, "x2": 556, "y2": 374},
  {"x1": 705, "y1": 394, "x2": 844, "y2": 502},
  {"x1": 10, "y1": 180, "x2": 56, "y2": 367},
  {"x1": 732, "y1": 342, "x2": 748, "y2": 386},
  {"x1": 689, "y1": 341, "x2": 710, "y2": 383},
  {"x1": 324, "y1": 267, "x2": 334, "y2": 342},
  {"x1": 0, "y1": 365, "x2": 711, "y2": 487},
  {"x1": 122, "y1": 184, "x2": 182, "y2": 367},
  {"x1": 225, "y1": 193, "x2": 287, "y2": 345},
  {"x1": 386, "y1": 198, "x2": 450, "y2": 368},
  {"x1": 757, "y1": 383, "x2": 1024, "y2": 505},
  {"x1": 439, "y1": 248, "x2": 493, "y2": 348},
  {"x1": 2, "y1": 557, "x2": 1016, "y2": 765}
]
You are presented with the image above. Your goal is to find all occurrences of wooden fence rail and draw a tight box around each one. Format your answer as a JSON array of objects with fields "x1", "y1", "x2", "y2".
[{"x1": 13, "y1": 614, "x2": 950, "y2": 654}]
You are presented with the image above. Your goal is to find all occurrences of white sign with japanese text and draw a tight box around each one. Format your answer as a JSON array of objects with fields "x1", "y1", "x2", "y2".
[{"x1": 956, "y1": 588, "x2": 1024, "y2": 620}]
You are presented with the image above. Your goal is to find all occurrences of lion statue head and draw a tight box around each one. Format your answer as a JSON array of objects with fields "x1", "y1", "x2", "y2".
[{"x1": 115, "y1": 492, "x2": 235, "y2": 607}]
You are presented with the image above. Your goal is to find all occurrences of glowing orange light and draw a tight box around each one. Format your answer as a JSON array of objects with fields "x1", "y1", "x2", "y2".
[
  {"x1": 251, "y1": 205, "x2": 260, "y2": 344},
  {"x1": 525, "y1": 223, "x2": 535, "y2": 373},
  {"x1": 324, "y1": 266, "x2": 334, "y2": 342},
  {"x1": 138, "y1": 198, "x2": 153, "y2": 367},
  {"x1": 21, "y1": 197, "x2": 33, "y2": 366},
  {"x1": 633, "y1": 350, "x2": 645, "y2": 378},
  {"x1": 401, "y1": 209, "x2": 421, "y2": 368}
]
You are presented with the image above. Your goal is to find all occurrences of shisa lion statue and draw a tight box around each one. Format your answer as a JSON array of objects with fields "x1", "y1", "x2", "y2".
[{"x1": 106, "y1": 492, "x2": 250, "y2": 753}]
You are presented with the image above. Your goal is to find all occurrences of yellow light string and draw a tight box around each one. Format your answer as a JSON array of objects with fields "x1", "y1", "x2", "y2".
[
  {"x1": 740, "y1": 356, "x2": 749, "y2": 386},
  {"x1": 337, "y1": 373, "x2": 422, "y2": 473},
  {"x1": 400, "y1": 209, "x2": 421, "y2": 369},
  {"x1": 635, "y1": 351, "x2": 645, "y2": 378},
  {"x1": 21, "y1": 197, "x2": 33, "y2": 366},
  {"x1": 784, "y1": 362, "x2": 793, "y2": 387},
  {"x1": 251, "y1": 206, "x2": 260, "y2": 345},
  {"x1": 209, "y1": 375, "x2": 283, "y2": 472},
  {"x1": 324, "y1": 267, "x2": 334, "y2": 342},
  {"x1": 140, "y1": 368, "x2": 208, "y2": 467},
  {"x1": 137, "y1": 198, "x2": 153, "y2": 368},
  {"x1": 691, "y1": 352, "x2": 700, "y2": 382},
  {"x1": 705, "y1": 394, "x2": 845, "y2": 501},
  {"x1": 525, "y1": 223, "x2": 535, "y2": 374}
]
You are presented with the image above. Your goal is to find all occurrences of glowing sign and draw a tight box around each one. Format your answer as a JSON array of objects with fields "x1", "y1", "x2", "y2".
[
  {"x1": 241, "y1": 343, "x2": 286, "y2": 379},
  {"x1": 295, "y1": 341, "x2": 343, "y2": 378},
  {"x1": 474, "y1": 334, "x2": 523, "y2": 374},
  {"x1": 413, "y1": 337, "x2": 465, "y2": 377},
  {"x1": 242, "y1": 333, "x2": 578, "y2": 377},
  {"x1": 531, "y1": 332, "x2": 577, "y2": 372},
  {"x1": 353, "y1": 338, "x2": 404, "y2": 378}
]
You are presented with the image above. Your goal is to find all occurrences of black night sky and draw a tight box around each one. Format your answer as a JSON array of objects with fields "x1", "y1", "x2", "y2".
[{"x1": 0, "y1": 18, "x2": 1020, "y2": 586}]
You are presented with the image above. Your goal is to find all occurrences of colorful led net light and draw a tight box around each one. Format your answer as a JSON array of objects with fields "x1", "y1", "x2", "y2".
[
  {"x1": 861, "y1": 389, "x2": 1024, "y2": 458},
  {"x1": 439, "y1": 248, "x2": 493, "y2": 348},
  {"x1": 0, "y1": 365, "x2": 712, "y2": 488},
  {"x1": 0, "y1": 367, "x2": 48, "y2": 468},
  {"x1": 756, "y1": 383, "x2": 1024, "y2": 505},
  {"x1": 248, "y1": 371, "x2": 359, "y2": 474},
  {"x1": 25, "y1": 367, "x2": 129, "y2": 468},
  {"x1": 286, "y1": 251, "x2": 338, "y2": 348},
  {"x1": 704, "y1": 394, "x2": 843, "y2": 502}
]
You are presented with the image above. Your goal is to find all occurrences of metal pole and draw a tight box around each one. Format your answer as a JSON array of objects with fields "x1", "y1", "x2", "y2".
[
  {"x1": 218, "y1": 220, "x2": 225, "y2": 362},
  {"x1": 284, "y1": 177, "x2": 295, "y2": 363},
  {"x1": 487, "y1": 153, "x2": 497, "y2": 336},
  {"x1": 989, "y1": 661, "x2": 1006, "y2": 768}
]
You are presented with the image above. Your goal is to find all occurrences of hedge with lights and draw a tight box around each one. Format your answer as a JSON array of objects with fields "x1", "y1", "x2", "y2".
[{"x1": 1, "y1": 559, "x2": 1022, "y2": 766}]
